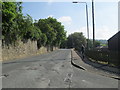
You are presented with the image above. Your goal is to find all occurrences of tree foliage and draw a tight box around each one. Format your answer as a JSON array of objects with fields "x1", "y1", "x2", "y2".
[
  {"x1": 2, "y1": 2, "x2": 67, "y2": 48},
  {"x1": 67, "y1": 32, "x2": 87, "y2": 51},
  {"x1": 34, "y1": 17, "x2": 66, "y2": 47},
  {"x1": 2, "y1": 2, "x2": 19, "y2": 44},
  {"x1": 94, "y1": 40, "x2": 101, "y2": 47},
  {"x1": 87, "y1": 39, "x2": 101, "y2": 49}
]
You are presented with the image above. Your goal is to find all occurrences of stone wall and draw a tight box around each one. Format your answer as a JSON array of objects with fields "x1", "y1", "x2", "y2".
[
  {"x1": 0, "y1": 40, "x2": 2, "y2": 61},
  {"x1": 2, "y1": 40, "x2": 58, "y2": 61}
]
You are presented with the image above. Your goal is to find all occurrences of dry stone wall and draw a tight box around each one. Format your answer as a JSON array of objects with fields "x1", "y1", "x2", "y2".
[
  {"x1": 2, "y1": 40, "x2": 58, "y2": 61},
  {"x1": 0, "y1": 40, "x2": 2, "y2": 61}
]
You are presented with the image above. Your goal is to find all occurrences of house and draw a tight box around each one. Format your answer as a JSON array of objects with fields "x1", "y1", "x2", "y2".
[{"x1": 108, "y1": 31, "x2": 120, "y2": 51}]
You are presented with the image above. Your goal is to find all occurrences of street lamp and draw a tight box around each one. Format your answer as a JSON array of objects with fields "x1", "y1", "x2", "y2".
[
  {"x1": 92, "y1": 0, "x2": 95, "y2": 49},
  {"x1": 72, "y1": 1, "x2": 89, "y2": 50}
]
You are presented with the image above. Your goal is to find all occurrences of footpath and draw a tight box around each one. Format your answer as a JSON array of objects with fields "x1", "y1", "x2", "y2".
[{"x1": 71, "y1": 49, "x2": 120, "y2": 80}]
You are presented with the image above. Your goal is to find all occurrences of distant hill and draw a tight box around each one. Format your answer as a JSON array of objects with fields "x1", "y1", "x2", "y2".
[
  {"x1": 95, "y1": 39, "x2": 108, "y2": 46},
  {"x1": 89, "y1": 39, "x2": 107, "y2": 44},
  {"x1": 97, "y1": 39, "x2": 107, "y2": 44}
]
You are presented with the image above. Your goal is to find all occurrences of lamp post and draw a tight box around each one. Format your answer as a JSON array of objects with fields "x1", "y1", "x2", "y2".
[
  {"x1": 73, "y1": 1, "x2": 89, "y2": 50},
  {"x1": 92, "y1": 0, "x2": 95, "y2": 49}
]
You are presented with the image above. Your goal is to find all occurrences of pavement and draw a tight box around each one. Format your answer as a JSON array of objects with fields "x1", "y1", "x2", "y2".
[
  {"x1": 71, "y1": 49, "x2": 120, "y2": 80},
  {"x1": 2, "y1": 49, "x2": 118, "y2": 88}
]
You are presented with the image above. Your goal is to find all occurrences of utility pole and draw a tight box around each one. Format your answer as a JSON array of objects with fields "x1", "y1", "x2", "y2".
[
  {"x1": 86, "y1": 3, "x2": 89, "y2": 50},
  {"x1": 92, "y1": 0, "x2": 95, "y2": 49}
]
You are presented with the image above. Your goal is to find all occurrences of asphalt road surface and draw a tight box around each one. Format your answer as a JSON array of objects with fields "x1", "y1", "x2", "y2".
[{"x1": 2, "y1": 49, "x2": 118, "y2": 88}]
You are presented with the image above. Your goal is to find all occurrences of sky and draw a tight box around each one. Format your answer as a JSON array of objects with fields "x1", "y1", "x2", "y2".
[{"x1": 22, "y1": 1, "x2": 118, "y2": 40}]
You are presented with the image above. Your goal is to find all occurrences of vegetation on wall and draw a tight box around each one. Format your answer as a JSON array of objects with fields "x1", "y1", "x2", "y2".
[
  {"x1": 2, "y1": 2, "x2": 67, "y2": 48},
  {"x1": 2, "y1": 2, "x2": 101, "y2": 50}
]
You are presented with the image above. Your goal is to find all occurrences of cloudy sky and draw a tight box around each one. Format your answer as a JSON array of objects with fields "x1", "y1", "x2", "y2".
[{"x1": 22, "y1": 1, "x2": 118, "y2": 40}]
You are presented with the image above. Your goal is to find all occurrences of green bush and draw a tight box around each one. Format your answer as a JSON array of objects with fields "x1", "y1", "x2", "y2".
[{"x1": 85, "y1": 50, "x2": 108, "y2": 62}]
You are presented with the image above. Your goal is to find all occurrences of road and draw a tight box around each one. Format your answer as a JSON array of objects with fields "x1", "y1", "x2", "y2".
[{"x1": 2, "y1": 49, "x2": 118, "y2": 88}]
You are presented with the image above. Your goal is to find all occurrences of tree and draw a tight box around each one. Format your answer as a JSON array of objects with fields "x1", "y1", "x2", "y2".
[
  {"x1": 35, "y1": 19, "x2": 55, "y2": 45},
  {"x1": 2, "y1": 2, "x2": 19, "y2": 44},
  {"x1": 94, "y1": 40, "x2": 101, "y2": 47},
  {"x1": 60, "y1": 39, "x2": 67, "y2": 48},
  {"x1": 21, "y1": 14, "x2": 36, "y2": 40},
  {"x1": 87, "y1": 39, "x2": 93, "y2": 49},
  {"x1": 37, "y1": 33, "x2": 47, "y2": 49},
  {"x1": 35, "y1": 17, "x2": 67, "y2": 47},
  {"x1": 2, "y1": 2, "x2": 67, "y2": 49},
  {"x1": 2, "y1": 2, "x2": 27, "y2": 44},
  {"x1": 87, "y1": 39, "x2": 101, "y2": 49},
  {"x1": 46, "y1": 17, "x2": 67, "y2": 47},
  {"x1": 67, "y1": 32, "x2": 87, "y2": 51}
]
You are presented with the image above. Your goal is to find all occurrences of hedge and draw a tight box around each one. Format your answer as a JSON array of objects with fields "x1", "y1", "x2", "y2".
[{"x1": 85, "y1": 50, "x2": 119, "y2": 66}]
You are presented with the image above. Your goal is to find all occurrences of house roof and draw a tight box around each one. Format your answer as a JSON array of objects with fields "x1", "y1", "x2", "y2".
[{"x1": 108, "y1": 31, "x2": 120, "y2": 41}]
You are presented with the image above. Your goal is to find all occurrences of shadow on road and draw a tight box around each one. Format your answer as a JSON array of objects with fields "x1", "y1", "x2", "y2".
[
  {"x1": 3, "y1": 58, "x2": 71, "y2": 65},
  {"x1": 75, "y1": 51, "x2": 120, "y2": 75}
]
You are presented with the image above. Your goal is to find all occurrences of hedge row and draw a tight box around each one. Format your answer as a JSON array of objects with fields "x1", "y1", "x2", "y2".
[{"x1": 85, "y1": 50, "x2": 119, "y2": 66}]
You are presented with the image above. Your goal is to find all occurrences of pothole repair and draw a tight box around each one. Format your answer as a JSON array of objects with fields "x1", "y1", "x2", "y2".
[{"x1": 1, "y1": 74, "x2": 9, "y2": 78}]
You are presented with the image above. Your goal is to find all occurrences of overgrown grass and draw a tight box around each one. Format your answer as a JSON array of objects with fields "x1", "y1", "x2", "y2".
[{"x1": 88, "y1": 57, "x2": 108, "y2": 65}]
